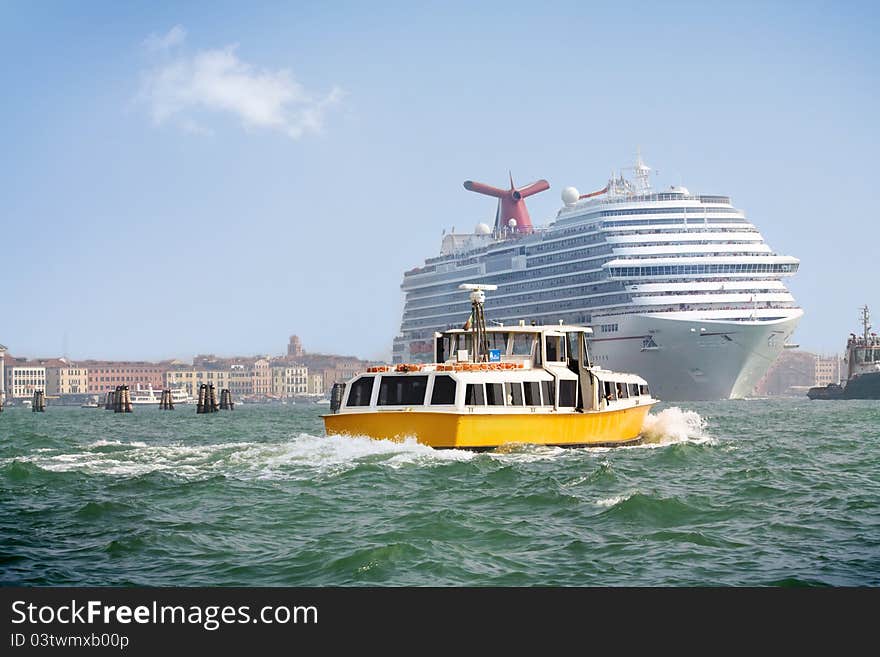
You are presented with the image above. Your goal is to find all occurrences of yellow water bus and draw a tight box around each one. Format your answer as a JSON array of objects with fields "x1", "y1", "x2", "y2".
[{"x1": 323, "y1": 285, "x2": 657, "y2": 449}]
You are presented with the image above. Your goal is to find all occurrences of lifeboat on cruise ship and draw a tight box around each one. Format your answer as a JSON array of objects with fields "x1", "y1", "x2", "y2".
[{"x1": 322, "y1": 284, "x2": 658, "y2": 449}]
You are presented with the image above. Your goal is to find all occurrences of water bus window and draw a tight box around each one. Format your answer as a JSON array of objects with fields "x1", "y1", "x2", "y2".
[
  {"x1": 545, "y1": 336, "x2": 565, "y2": 362},
  {"x1": 457, "y1": 334, "x2": 473, "y2": 359},
  {"x1": 603, "y1": 381, "x2": 616, "y2": 401},
  {"x1": 523, "y1": 381, "x2": 542, "y2": 406},
  {"x1": 511, "y1": 333, "x2": 534, "y2": 356},
  {"x1": 465, "y1": 383, "x2": 485, "y2": 405},
  {"x1": 486, "y1": 383, "x2": 505, "y2": 406},
  {"x1": 487, "y1": 332, "x2": 509, "y2": 353},
  {"x1": 559, "y1": 380, "x2": 577, "y2": 407},
  {"x1": 628, "y1": 383, "x2": 639, "y2": 397},
  {"x1": 639, "y1": 384, "x2": 650, "y2": 395},
  {"x1": 505, "y1": 382, "x2": 524, "y2": 406},
  {"x1": 541, "y1": 380, "x2": 555, "y2": 406},
  {"x1": 430, "y1": 375, "x2": 457, "y2": 405},
  {"x1": 346, "y1": 376, "x2": 374, "y2": 407},
  {"x1": 436, "y1": 335, "x2": 454, "y2": 363},
  {"x1": 616, "y1": 382, "x2": 629, "y2": 399},
  {"x1": 378, "y1": 375, "x2": 428, "y2": 405}
]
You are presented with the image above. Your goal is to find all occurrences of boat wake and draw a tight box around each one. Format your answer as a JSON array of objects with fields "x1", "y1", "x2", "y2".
[
  {"x1": 2, "y1": 408, "x2": 710, "y2": 480},
  {"x1": 1, "y1": 433, "x2": 477, "y2": 481}
]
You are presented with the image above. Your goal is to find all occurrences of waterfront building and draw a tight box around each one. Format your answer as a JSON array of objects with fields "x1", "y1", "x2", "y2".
[
  {"x1": 753, "y1": 350, "x2": 819, "y2": 396},
  {"x1": 252, "y1": 358, "x2": 271, "y2": 396},
  {"x1": 308, "y1": 373, "x2": 324, "y2": 396},
  {"x1": 227, "y1": 364, "x2": 252, "y2": 398},
  {"x1": 165, "y1": 367, "x2": 232, "y2": 397},
  {"x1": 83, "y1": 361, "x2": 168, "y2": 393},
  {"x1": 3, "y1": 356, "x2": 47, "y2": 398},
  {"x1": 270, "y1": 364, "x2": 309, "y2": 398},
  {"x1": 815, "y1": 354, "x2": 842, "y2": 387},
  {"x1": 298, "y1": 354, "x2": 374, "y2": 395},
  {"x1": 45, "y1": 359, "x2": 89, "y2": 395}
]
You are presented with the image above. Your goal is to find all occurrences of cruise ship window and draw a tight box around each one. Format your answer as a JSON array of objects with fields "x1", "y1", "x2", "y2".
[
  {"x1": 505, "y1": 382, "x2": 524, "y2": 406},
  {"x1": 465, "y1": 383, "x2": 485, "y2": 405},
  {"x1": 542, "y1": 380, "x2": 555, "y2": 406},
  {"x1": 523, "y1": 381, "x2": 541, "y2": 406},
  {"x1": 430, "y1": 375, "x2": 456, "y2": 405},
  {"x1": 346, "y1": 376, "x2": 374, "y2": 407},
  {"x1": 486, "y1": 383, "x2": 505, "y2": 406},
  {"x1": 616, "y1": 382, "x2": 628, "y2": 399},
  {"x1": 559, "y1": 380, "x2": 576, "y2": 407},
  {"x1": 628, "y1": 383, "x2": 639, "y2": 397},
  {"x1": 378, "y1": 375, "x2": 428, "y2": 405}
]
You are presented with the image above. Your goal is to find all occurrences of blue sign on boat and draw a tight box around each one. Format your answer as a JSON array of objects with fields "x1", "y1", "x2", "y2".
[{"x1": 488, "y1": 349, "x2": 502, "y2": 362}]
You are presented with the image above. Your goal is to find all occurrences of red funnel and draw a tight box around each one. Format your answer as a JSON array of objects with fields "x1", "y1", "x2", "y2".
[{"x1": 463, "y1": 173, "x2": 549, "y2": 234}]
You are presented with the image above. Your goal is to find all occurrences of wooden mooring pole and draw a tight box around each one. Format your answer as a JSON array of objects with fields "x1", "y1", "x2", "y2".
[
  {"x1": 219, "y1": 388, "x2": 234, "y2": 410},
  {"x1": 159, "y1": 389, "x2": 174, "y2": 410}
]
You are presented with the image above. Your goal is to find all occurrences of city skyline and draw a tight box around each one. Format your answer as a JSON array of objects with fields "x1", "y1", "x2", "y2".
[{"x1": 1, "y1": 1, "x2": 878, "y2": 361}]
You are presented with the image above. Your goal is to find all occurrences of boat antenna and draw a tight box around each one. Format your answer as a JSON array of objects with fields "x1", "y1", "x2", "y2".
[
  {"x1": 459, "y1": 283, "x2": 497, "y2": 362},
  {"x1": 861, "y1": 305, "x2": 871, "y2": 343}
]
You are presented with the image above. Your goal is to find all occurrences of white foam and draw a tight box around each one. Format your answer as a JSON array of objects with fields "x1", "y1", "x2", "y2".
[
  {"x1": 595, "y1": 492, "x2": 634, "y2": 507},
  {"x1": 5, "y1": 433, "x2": 476, "y2": 480},
  {"x1": 639, "y1": 407, "x2": 712, "y2": 446}
]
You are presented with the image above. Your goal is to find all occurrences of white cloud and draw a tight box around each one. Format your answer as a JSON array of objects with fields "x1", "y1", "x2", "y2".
[
  {"x1": 143, "y1": 25, "x2": 187, "y2": 52},
  {"x1": 138, "y1": 28, "x2": 343, "y2": 139}
]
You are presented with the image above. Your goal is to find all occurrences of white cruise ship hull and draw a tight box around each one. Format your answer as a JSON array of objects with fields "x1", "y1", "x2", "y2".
[{"x1": 588, "y1": 311, "x2": 802, "y2": 401}]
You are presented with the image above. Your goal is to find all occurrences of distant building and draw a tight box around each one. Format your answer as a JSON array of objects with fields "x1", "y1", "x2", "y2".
[
  {"x1": 82, "y1": 361, "x2": 168, "y2": 393},
  {"x1": 297, "y1": 353, "x2": 373, "y2": 395},
  {"x1": 252, "y1": 358, "x2": 270, "y2": 396},
  {"x1": 753, "y1": 350, "x2": 823, "y2": 396},
  {"x1": 287, "y1": 335, "x2": 303, "y2": 359},
  {"x1": 45, "y1": 359, "x2": 89, "y2": 396},
  {"x1": 165, "y1": 367, "x2": 232, "y2": 397},
  {"x1": 271, "y1": 365, "x2": 309, "y2": 398},
  {"x1": 308, "y1": 373, "x2": 324, "y2": 396},
  {"x1": 814, "y1": 354, "x2": 842, "y2": 387},
  {"x1": 3, "y1": 356, "x2": 46, "y2": 399}
]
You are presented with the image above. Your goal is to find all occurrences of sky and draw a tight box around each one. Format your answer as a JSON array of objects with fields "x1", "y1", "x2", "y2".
[{"x1": 0, "y1": 1, "x2": 878, "y2": 361}]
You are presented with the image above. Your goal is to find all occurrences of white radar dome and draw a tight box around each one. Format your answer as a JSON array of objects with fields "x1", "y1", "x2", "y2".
[
  {"x1": 507, "y1": 218, "x2": 517, "y2": 229},
  {"x1": 561, "y1": 186, "x2": 580, "y2": 206},
  {"x1": 474, "y1": 222, "x2": 491, "y2": 235}
]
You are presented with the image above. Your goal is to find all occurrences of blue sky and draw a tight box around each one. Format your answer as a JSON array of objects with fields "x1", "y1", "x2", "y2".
[{"x1": 1, "y1": 1, "x2": 878, "y2": 361}]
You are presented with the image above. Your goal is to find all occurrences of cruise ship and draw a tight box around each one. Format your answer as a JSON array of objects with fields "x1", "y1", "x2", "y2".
[{"x1": 392, "y1": 154, "x2": 803, "y2": 401}]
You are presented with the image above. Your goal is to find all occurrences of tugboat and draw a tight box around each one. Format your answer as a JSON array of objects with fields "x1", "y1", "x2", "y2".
[
  {"x1": 323, "y1": 284, "x2": 657, "y2": 449},
  {"x1": 808, "y1": 306, "x2": 880, "y2": 400}
]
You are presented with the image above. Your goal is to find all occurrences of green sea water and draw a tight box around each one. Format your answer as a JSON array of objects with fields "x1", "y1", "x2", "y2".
[{"x1": 1, "y1": 400, "x2": 878, "y2": 586}]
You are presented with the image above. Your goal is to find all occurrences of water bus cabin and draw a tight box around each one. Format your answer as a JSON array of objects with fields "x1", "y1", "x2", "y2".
[{"x1": 323, "y1": 285, "x2": 657, "y2": 449}]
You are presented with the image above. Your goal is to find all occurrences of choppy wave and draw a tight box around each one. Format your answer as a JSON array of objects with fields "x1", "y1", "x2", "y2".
[{"x1": 2, "y1": 402, "x2": 879, "y2": 586}]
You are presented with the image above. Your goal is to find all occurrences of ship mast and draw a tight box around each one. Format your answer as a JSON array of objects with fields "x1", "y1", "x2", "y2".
[
  {"x1": 459, "y1": 283, "x2": 497, "y2": 362},
  {"x1": 632, "y1": 147, "x2": 653, "y2": 195},
  {"x1": 861, "y1": 305, "x2": 871, "y2": 344}
]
